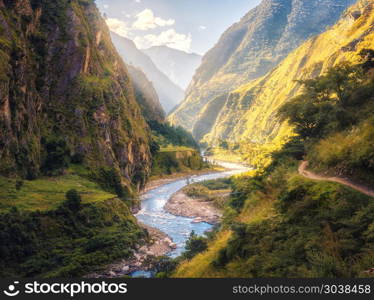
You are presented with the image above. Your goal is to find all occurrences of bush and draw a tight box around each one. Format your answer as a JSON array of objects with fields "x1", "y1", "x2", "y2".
[
  {"x1": 95, "y1": 167, "x2": 127, "y2": 199},
  {"x1": 184, "y1": 184, "x2": 211, "y2": 200},
  {"x1": 200, "y1": 178, "x2": 232, "y2": 190},
  {"x1": 148, "y1": 120, "x2": 199, "y2": 150},
  {"x1": 71, "y1": 153, "x2": 85, "y2": 164},
  {"x1": 145, "y1": 256, "x2": 179, "y2": 277},
  {"x1": 15, "y1": 180, "x2": 23, "y2": 191},
  {"x1": 64, "y1": 189, "x2": 81, "y2": 211},
  {"x1": 41, "y1": 136, "x2": 70, "y2": 176},
  {"x1": 183, "y1": 231, "x2": 208, "y2": 260}
]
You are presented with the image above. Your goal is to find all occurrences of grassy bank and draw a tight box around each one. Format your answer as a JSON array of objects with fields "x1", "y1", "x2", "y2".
[
  {"x1": 151, "y1": 147, "x2": 210, "y2": 178},
  {"x1": 0, "y1": 165, "x2": 148, "y2": 277}
]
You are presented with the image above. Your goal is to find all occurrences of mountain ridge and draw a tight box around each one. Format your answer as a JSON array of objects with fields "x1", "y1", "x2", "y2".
[
  {"x1": 143, "y1": 45, "x2": 202, "y2": 91},
  {"x1": 168, "y1": 0, "x2": 356, "y2": 133},
  {"x1": 110, "y1": 32, "x2": 184, "y2": 113},
  {"x1": 204, "y1": 0, "x2": 374, "y2": 166}
]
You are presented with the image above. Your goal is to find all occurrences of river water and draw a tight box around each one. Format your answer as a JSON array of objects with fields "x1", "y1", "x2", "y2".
[{"x1": 135, "y1": 161, "x2": 249, "y2": 258}]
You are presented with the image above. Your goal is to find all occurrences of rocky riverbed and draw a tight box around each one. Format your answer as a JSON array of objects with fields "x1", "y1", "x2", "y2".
[
  {"x1": 164, "y1": 190, "x2": 228, "y2": 225},
  {"x1": 86, "y1": 224, "x2": 176, "y2": 278}
]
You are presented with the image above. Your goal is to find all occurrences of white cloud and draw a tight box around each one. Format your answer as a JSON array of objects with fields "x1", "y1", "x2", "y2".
[
  {"x1": 103, "y1": 4, "x2": 109, "y2": 9},
  {"x1": 106, "y1": 18, "x2": 131, "y2": 38},
  {"x1": 120, "y1": 11, "x2": 132, "y2": 18},
  {"x1": 135, "y1": 0, "x2": 141, "y2": 3},
  {"x1": 199, "y1": 25, "x2": 207, "y2": 30},
  {"x1": 134, "y1": 29, "x2": 192, "y2": 52},
  {"x1": 132, "y1": 9, "x2": 175, "y2": 31},
  {"x1": 105, "y1": 10, "x2": 192, "y2": 53}
]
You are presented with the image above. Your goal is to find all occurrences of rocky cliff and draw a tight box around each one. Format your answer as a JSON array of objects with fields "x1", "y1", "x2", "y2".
[
  {"x1": 127, "y1": 65, "x2": 165, "y2": 122},
  {"x1": 0, "y1": 0, "x2": 153, "y2": 190},
  {"x1": 168, "y1": 0, "x2": 356, "y2": 135}
]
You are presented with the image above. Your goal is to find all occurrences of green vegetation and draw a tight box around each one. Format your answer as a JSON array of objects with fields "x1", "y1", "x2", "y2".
[
  {"x1": 0, "y1": 165, "x2": 147, "y2": 277},
  {"x1": 279, "y1": 57, "x2": 374, "y2": 185},
  {"x1": 183, "y1": 231, "x2": 208, "y2": 260},
  {"x1": 0, "y1": 172, "x2": 116, "y2": 212},
  {"x1": 41, "y1": 136, "x2": 71, "y2": 176},
  {"x1": 182, "y1": 178, "x2": 232, "y2": 209},
  {"x1": 0, "y1": 0, "x2": 152, "y2": 191},
  {"x1": 0, "y1": 198, "x2": 146, "y2": 277},
  {"x1": 211, "y1": 166, "x2": 373, "y2": 277},
  {"x1": 151, "y1": 149, "x2": 207, "y2": 177},
  {"x1": 144, "y1": 256, "x2": 179, "y2": 278},
  {"x1": 199, "y1": 178, "x2": 232, "y2": 190},
  {"x1": 148, "y1": 120, "x2": 199, "y2": 150},
  {"x1": 147, "y1": 119, "x2": 210, "y2": 178},
  {"x1": 64, "y1": 189, "x2": 82, "y2": 211},
  {"x1": 174, "y1": 61, "x2": 374, "y2": 278}
]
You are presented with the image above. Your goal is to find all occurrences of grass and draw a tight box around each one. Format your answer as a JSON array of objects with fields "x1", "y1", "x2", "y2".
[
  {"x1": 173, "y1": 231, "x2": 232, "y2": 278},
  {"x1": 182, "y1": 179, "x2": 232, "y2": 209},
  {"x1": 173, "y1": 177, "x2": 277, "y2": 278},
  {"x1": 0, "y1": 167, "x2": 116, "y2": 212},
  {"x1": 159, "y1": 146, "x2": 196, "y2": 152}
]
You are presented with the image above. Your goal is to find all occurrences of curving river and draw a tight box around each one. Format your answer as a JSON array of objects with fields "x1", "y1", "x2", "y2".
[{"x1": 135, "y1": 161, "x2": 249, "y2": 258}]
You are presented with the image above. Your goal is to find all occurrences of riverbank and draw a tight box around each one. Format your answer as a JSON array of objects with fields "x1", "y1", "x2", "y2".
[
  {"x1": 90, "y1": 161, "x2": 247, "y2": 277},
  {"x1": 142, "y1": 167, "x2": 225, "y2": 194},
  {"x1": 86, "y1": 223, "x2": 176, "y2": 278},
  {"x1": 165, "y1": 189, "x2": 227, "y2": 224}
]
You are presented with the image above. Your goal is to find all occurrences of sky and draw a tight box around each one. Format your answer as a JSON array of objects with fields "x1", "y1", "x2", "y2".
[{"x1": 96, "y1": 0, "x2": 261, "y2": 55}]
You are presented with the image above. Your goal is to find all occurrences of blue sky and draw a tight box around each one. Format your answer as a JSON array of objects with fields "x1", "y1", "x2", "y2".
[{"x1": 96, "y1": 0, "x2": 261, "y2": 55}]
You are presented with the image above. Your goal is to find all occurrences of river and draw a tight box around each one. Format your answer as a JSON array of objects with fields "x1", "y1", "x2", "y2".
[{"x1": 135, "y1": 161, "x2": 249, "y2": 259}]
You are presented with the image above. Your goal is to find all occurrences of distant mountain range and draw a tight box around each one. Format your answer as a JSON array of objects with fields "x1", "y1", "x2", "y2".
[
  {"x1": 110, "y1": 32, "x2": 184, "y2": 113},
  {"x1": 143, "y1": 46, "x2": 202, "y2": 90}
]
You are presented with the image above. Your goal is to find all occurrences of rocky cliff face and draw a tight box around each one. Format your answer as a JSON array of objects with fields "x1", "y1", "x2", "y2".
[
  {"x1": 110, "y1": 32, "x2": 184, "y2": 113},
  {"x1": 0, "y1": 0, "x2": 153, "y2": 190},
  {"x1": 168, "y1": 0, "x2": 356, "y2": 135},
  {"x1": 205, "y1": 0, "x2": 374, "y2": 165},
  {"x1": 127, "y1": 65, "x2": 165, "y2": 122}
]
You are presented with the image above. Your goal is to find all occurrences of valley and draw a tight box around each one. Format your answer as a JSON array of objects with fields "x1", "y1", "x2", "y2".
[{"x1": 0, "y1": 0, "x2": 373, "y2": 279}]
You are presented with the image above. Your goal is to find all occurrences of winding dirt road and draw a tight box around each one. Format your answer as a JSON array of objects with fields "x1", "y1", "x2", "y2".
[{"x1": 298, "y1": 161, "x2": 374, "y2": 198}]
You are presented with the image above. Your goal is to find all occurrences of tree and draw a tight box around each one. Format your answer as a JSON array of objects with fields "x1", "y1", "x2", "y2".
[
  {"x1": 298, "y1": 63, "x2": 364, "y2": 107},
  {"x1": 183, "y1": 231, "x2": 208, "y2": 259},
  {"x1": 15, "y1": 180, "x2": 24, "y2": 191},
  {"x1": 324, "y1": 63, "x2": 363, "y2": 107},
  {"x1": 219, "y1": 139, "x2": 229, "y2": 150},
  {"x1": 65, "y1": 189, "x2": 81, "y2": 211},
  {"x1": 41, "y1": 136, "x2": 70, "y2": 175},
  {"x1": 278, "y1": 63, "x2": 365, "y2": 140}
]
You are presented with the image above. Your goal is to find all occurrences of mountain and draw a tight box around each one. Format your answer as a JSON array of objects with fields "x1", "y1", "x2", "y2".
[
  {"x1": 0, "y1": 0, "x2": 153, "y2": 189},
  {"x1": 203, "y1": 0, "x2": 374, "y2": 166},
  {"x1": 0, "y1": 0, "x2": 158, "y2": 277},
  {"x1": 127, "y1": 65, "x2": 165, "y2": 122},
  {"x1": 110, "y1": 32, "x2": 184, "y2": 113},
  {"x1": 143, "y1": 46, "x2": 202, "y2": 90},
  {"x1": 173, "y1": 0, "x2": 374, "y2": 278},
  {"x1": 168, "y1": 0, "x2": 356, "y2": 134}
]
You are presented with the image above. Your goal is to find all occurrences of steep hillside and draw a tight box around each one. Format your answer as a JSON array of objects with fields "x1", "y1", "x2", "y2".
[
  {"x1": 173, "y1": 49, "x2": 374, "y2": 279},
  {"x1": 168, "y1": 0, "x2": 355, "y2": 133},
  {"x1": 0, "y1": 0, "x2": 159, "y2": 277},
  {"x1": 143, "y1": 46, "x2": 202, "y2": 90},
  {"x1": 205, "y1": 0, "x2": 374, "y2": 167},
  {"x1": 110, "y1": 32, "x2": 184, "y2": 113},
  {"x1": 0, "y1": 0, "x2": 155, "y2": 191},
  {"x1": 127, "y1": 65, "x2": 165, "y2": 122}
]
